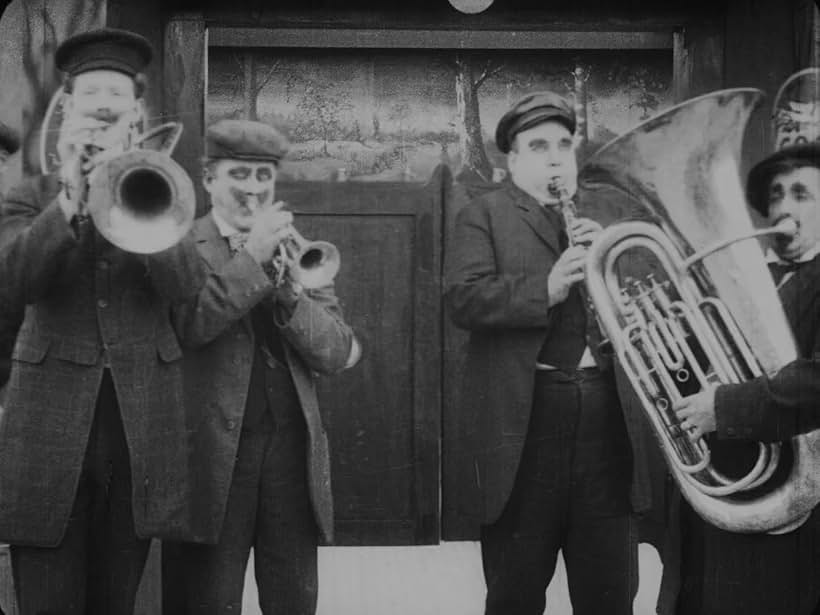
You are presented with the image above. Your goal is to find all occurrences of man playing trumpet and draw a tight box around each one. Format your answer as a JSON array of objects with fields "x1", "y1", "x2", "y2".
[
  {"x1": 161, "y1": 119, "x2": 360, "y2": 614},
  {"x1": 0, "y1": 28, "x2": 204, "y2": 614}
]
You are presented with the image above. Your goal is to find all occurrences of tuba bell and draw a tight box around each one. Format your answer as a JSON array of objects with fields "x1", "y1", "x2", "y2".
[{"x1": 579, "y1": 88, "x2": 820, "y2": 534}]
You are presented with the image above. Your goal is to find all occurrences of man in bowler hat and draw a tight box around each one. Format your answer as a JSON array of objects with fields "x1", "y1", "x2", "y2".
[
  {"x1": 0, "y1": 28, "x2": 204, "y2": 614},
  {"x1": 445, "y1": 92, "x2": 640, "y2": 614},
  {"x1": 669, "y1": 139, "x2": 820, "y2": 615},
  {"x1": 161, "y1": 119, "x2": 359, "y2": 614}
]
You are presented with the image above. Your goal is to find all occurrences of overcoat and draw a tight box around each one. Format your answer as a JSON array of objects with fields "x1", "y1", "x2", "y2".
[
  {"x1": 0, "y1": 174, "x2": 204, "y2": 546},
  {"x1": 444, "y1": 181, "x2": 655, "y2": 529},
  {"x1": 172, "y1": 215, "x2": 355, "y2": 545}
]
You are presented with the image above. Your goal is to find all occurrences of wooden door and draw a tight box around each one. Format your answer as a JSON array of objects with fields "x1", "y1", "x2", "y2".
[{"x1": 277, "y1": 173, "x2": 444, "y2": 545}]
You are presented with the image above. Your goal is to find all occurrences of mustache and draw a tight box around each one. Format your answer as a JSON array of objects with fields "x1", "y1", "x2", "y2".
[
  {"x1": 230, "y1": 188, "x2": 272, "y2": 206},
  {"x1": 85, "y1": 109, "x2": 121, "y2": 124}
]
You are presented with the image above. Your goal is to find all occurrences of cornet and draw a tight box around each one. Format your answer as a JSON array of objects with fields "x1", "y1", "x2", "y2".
[
  {"x1": 547, "y1": 176, "x2": 583, "y2": 248},
  {"x1": 271, "y1": 225, "x2": 340, "y2": 290}
]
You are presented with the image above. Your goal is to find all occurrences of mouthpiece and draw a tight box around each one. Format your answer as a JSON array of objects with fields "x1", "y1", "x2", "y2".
[{"x1": 773, "y1": 218, "x2": 798, "y2": 237}]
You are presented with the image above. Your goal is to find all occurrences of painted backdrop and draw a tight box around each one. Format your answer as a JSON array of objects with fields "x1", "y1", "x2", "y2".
[{"x1": 208, "y1": 48, "x2": 673, "y2": 183}]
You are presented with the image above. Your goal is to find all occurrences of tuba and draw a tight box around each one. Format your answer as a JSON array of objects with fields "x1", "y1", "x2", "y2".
[
  {"x1": 40, "y1": 88, "x2": 196, "y2": 254},
  {"x1": 579, "y1": 88, "x2": 820, "y2": 534}
]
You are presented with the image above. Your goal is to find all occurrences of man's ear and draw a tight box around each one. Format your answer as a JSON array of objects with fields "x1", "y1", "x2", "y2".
[
  {"x1": 202, "y1": 167, "x2": 215, "y2": 193},
  {"x1": 132, "y1": 98, "x2": 146, "y2": 125}
]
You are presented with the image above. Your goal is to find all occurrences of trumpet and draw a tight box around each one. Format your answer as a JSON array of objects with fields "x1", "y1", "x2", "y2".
[{"x1": 271, "y1": 226, "x2": 340, "y2": 290}]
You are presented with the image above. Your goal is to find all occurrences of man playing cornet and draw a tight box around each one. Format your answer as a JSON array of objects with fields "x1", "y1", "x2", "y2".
[
  {"x1": 0, "y1": 29, "x2": 204, "y2": 615},
  {"x1": 161, "y1": 119, "x2": 359, "y2": 614}
]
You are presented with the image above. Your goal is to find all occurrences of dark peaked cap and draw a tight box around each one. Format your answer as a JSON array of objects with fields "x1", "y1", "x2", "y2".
[
  {"x1": 495, "y1": 91, "x2": 576, "y2": 154},
  {"x1": 55, "y1": 28, "x2": 153, "y2": 77},
  {"x1": 205, "y1": 119, "x2": 290, "y2": 163}
]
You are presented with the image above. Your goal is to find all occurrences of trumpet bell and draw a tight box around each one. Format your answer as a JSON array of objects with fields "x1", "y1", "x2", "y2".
[
  {"x1": 288, "y1": 239, "x2": 340, "y2": 289},
  {"x1": 87, "y1": 148, "x2": 196, "y2": 254}
]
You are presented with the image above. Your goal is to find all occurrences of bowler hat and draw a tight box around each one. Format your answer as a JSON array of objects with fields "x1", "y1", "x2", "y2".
[
  {"x1": 746, "y1": 142, "x2": 820, "y2": 216},
  {"x1": 495, "y1": 91, "x2": 576, "y2": 154},
  {"x1": 205, "y1": 119, "x2": 289, "y2": 164},
  {"x1": 55, "y1": 28, "x2": 153, "y2": 77}
]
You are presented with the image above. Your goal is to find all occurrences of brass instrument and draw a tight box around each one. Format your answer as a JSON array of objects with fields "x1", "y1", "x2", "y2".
[
  {"x1": 86, "y1": 122, "x2": 195, "y2": 254},
  {"x1": 578, "y1": 88, "x2": 820, "y2": 534},
  {"x1": 40, "y1": 88, "x2": 195, "y2": 254},
  {"x1": 272, "y1": 226, "x2": 340, "y2": 290}
]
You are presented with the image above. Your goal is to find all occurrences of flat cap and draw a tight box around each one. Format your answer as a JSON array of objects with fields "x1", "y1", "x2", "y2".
[
  {"x1": 746, "y1": 142, "x2": 820, "y2": 216},
  {"x1": 495, "y1": 91, "x2": 576, "y2": 154},
  {"x1": 56, "y1": 28, "x2": 152, "y2": 77},
  {"x1": 205, "y1": 119, "x2": 289, "y2": 163},
  {"x1": 0, "y1": 122, "x2": 19, "y2": 155}
]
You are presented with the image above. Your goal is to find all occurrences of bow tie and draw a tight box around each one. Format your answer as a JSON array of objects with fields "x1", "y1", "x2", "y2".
[
  {"x1": 227, "y1": 233, "x2": 250, "y2": 255},
  {"x1": 770, "y1": 260, "x2": 805, "y2": 283}
]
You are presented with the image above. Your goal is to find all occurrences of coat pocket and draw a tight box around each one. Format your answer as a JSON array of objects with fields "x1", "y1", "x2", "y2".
[
  {"x1": 156, "y1": 331, "x2": 183, "y2": 363},
  {"x1": 11, "y1": 336, "x2": 50, "y2": 365}
]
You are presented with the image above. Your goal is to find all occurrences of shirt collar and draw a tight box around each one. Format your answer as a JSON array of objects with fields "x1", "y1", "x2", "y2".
[
  {"x1": 764, "y1": 241, "x2": 820, "y2": 265},
  {"x1": 211, "y1": 209, "x2": 241, "y2": 238}
]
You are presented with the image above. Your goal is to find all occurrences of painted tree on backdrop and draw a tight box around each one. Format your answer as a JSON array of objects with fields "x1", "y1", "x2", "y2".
[{"x1": 453, "y1": 52, "x2": 502, "y2": 182}]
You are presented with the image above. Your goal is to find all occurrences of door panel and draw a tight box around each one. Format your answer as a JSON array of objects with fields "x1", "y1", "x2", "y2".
[{"x1": 278, "y1": 176, "x2": 442, "y2": 545}]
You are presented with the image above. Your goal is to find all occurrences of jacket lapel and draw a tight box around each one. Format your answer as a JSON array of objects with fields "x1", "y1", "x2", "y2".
[
  {"x1": 509, "y1": 183, "x2": 562, "y2": 258},
  {"x1": 194, "y1": 215, "x2": 254, "y2": 337},
  {"x1": 194, "y1": 214, "x2": 231, "y2": 271},
  {"x1": 777, "y1": 254, "x2": 820, "y2": 335}
]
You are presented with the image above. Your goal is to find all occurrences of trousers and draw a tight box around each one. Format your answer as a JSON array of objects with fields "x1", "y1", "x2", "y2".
[
  {"x1": 11, "y1": 371, "x2": 150, "y2": 615},
  {"x1": 481, "y1": 368, "x2": 636, "y2": 615}
]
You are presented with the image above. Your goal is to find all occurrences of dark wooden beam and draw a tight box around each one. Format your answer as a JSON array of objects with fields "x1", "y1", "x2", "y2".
[
  {"x1": 163, "y1": 12, "x2": 207, "y2": 216},
  {"x1": 209, "y1": 27, "x2": 673, "y2": 49}
]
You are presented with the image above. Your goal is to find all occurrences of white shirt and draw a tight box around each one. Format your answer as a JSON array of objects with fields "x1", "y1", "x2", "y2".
[{"x1": 211, "y1": 209, "x2": 241, "y2": 238}]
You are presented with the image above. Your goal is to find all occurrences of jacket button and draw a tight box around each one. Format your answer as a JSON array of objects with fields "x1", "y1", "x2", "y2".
[
  {"x1": 226, "y1": 419, "x2": 236, "y2": 430},
  {"x1": 97, "y1": 299, "x2": 108, "y2": 308}
]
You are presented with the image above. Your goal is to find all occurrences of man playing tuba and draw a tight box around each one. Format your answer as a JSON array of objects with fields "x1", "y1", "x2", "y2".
[
  {"x1": 0, "y1": 28, "x2": 204, "y2": 615},
  {"x1": 669, "y1": 72, "x2": 820, "y2": 615}
]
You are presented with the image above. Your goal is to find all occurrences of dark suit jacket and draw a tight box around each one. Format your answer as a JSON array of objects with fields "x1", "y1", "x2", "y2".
[
  {"x1": 715, "y1": 255, "x2": 820, "y2": 440},
  {"x1": 0, "y1": 174, "x2": 205, "y2": 547},
  {"x1": 444, "y1": 181, "x2": 652, "y2": 527},
  {"x1": 173, "y1": 215, "x2": 356, "y2": 544}
]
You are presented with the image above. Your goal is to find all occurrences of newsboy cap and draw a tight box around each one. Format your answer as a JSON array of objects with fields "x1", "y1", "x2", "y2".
[
  {"x1": 746, "y1": 142, "x2": 820, "y2": 216},
  {"x1": 205, "y1": 119, "x2": 289, "y2": 163},
  {"x1": 495, "y1": 91, "x2": 576, "y2": 154},
  {"x1": 55, "y1": 28, "x2": 153, "y2": 77}
]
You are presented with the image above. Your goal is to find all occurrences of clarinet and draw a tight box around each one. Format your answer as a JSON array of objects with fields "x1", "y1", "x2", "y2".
[{"x1": 547, "y1": 177, "x2": 581, "y2": 248}]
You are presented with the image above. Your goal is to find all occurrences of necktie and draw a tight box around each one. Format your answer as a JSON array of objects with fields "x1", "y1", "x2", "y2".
[{"x1": 227, "y1": 232, "x2": 250, "y2": 255}]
